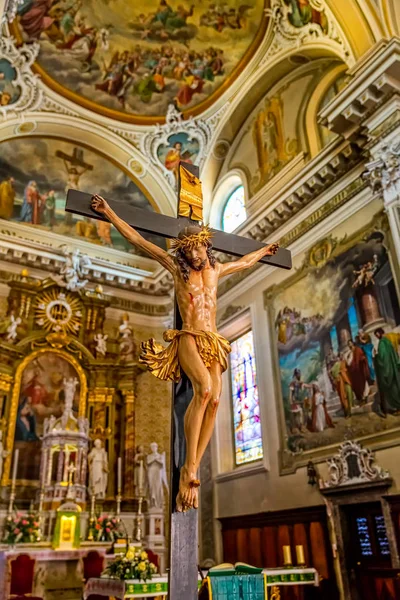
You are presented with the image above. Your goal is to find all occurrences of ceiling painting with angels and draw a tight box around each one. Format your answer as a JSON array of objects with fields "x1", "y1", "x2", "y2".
[{"x1": 13, "y1": 0, "x2": 268, "y2": 121}]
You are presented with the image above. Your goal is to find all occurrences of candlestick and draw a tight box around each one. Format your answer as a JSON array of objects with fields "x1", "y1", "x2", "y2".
[
  {"x1": 11, "y1": 449, "x2": 19, "y2": 484},
  {"x1": 138, "y1": 459, "x2": 144, "y2": 492},
  {"x1": 87, "y1": 490, "x2": 96, "y2": 541},
  {"x1": 7, "y1": 449, "x2": 19, "y2": 519},
  {"x1": 117, "y1": 457, "x2": 122, "y2": 493},
  {"x1": 36, "y1": 487, "x2": 45, "y2": 542},
  {"x1": 135, "y1": 495, "x2": 144, "y2": 542},
  {"x1": 283, "y1": 545, "x2": 292, "y2": 567},
  {"x1": 296, "y1": 544, "x2": 306, "y2": 566}
]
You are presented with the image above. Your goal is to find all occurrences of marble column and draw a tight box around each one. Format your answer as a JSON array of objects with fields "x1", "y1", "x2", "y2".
[
  {"x1": 336, "y1": 313, "x2": 352, "y2": 349},
  {"x1": 356, "y1": 285, "x2": 384, "y2": 331},
  {"x1": 57, "y1": 445, "x2": 65, "y2": 483},
  {"x1": 123, "y1": 390, "x2": 135, "y2": 498}
]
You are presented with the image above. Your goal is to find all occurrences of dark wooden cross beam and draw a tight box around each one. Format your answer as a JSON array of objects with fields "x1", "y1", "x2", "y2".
[{"x1": 65, "y1": 164, "x2": 291, "y2": 600}]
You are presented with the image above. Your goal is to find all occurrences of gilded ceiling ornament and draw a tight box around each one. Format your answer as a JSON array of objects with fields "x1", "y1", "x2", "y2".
[
  {"x1": 35, "y1": 289, "x2": 82, "y2": 335},
  {"x1": 262, "y1": 0, "x2": 353, "y2": 66},
  {"x1": 0, "y1": 36, "x2": 43, "y2": 114},
  {"x1": 141, "y1": 104, "x2": 212, "y2": 189}
]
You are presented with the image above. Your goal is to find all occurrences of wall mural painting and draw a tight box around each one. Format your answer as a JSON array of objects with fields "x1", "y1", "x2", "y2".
[
  {"x1": 232, "y1": 74, "x2": 313, "y2": 196},
  {"x1": 157, "y1": 132, "x2": 200, "y2": 182},
  {"x1": 13, "y1": 0, "x2": 267, "y2": 119},
  {"x1": 273, "y1": 225, "x2": 400, "y2": 457},
  {"x1": 0, "y1": 58, "x2": 21, "y2": 106},
  {"x1": 283, "y1": 0, "x2": 328, "y2": 32},
  {"x1": 14, "y1": 352, "x2": 80, "y2": 481},
  {"x1": 0, "y1": 137, "x2": 165, "y2": 254}
]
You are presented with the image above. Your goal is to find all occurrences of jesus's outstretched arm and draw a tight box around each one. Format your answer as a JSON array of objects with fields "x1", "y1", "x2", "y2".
[
  {"x1": 91, "y1": 194, "x2": 176, "y2": 274},
  {"x1": 218, "y1": 242, "x2": 279, "y2": 277}
]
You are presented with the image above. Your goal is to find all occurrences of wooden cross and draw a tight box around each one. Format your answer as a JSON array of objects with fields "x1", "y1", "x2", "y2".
[{"x1": 65, "y1": 163, "x2": 291, "y2": 600}]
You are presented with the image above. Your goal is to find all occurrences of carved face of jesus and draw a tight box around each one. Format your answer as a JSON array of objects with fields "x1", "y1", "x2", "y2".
[{"x1": 184, "y1": 243, "x2": 208, "y2": 271}]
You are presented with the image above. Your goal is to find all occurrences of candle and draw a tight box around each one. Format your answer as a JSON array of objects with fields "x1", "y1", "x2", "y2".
[
  {"x1": 11, "y1": 449, "x2": 19, "y2": 485},
  {"x1": 117, "y1": 457, "x2": 122, "y2": 493},
  {"x1": 296, "y1": 545, "x2": 305, "y2": 566},
  {"x1": 283, "y1": 545, "x2": 292, "y2": 566},
  {"x1": 138, "y1": 459, "x2": 144, "y2": 492}
]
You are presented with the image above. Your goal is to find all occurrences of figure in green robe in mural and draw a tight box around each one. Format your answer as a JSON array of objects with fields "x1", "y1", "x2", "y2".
[{"x1": 374, "y1": 328, "x2": 400, "y2": 415}]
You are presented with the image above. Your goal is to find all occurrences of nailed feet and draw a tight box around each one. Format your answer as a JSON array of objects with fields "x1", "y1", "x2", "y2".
[{"x1": 176, "y1": 464, "x2": 200, "y2": 512}]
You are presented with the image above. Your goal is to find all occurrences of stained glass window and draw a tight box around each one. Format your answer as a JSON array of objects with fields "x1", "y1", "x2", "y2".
[
  {"x1": 222, "y1": 186, "x2": 246, "y2": 233},
  {"x1": 230, "y1": 330, "x2": 262, "y2": 465},
  {"x1": 356, "y1": 517, "x2": 373, "y2": 556}
]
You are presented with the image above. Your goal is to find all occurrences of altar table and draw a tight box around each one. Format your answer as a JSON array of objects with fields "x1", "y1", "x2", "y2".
[{"x1": 85, "y1": 568, "x2": 318, "y2": 600}]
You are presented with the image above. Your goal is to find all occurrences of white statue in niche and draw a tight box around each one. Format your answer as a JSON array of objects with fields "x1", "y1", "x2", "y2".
[
  {"x1": 94, "y1": 332, "x2": 108, "y2": 357},
  {"x1": 63, "y1": 377, "x2": 79, "y2": 412},
  {"x1": 146, "y1": 442, "x2": 168, "y2": 509},
  {"x1": 88, "y1": 439, "x2": 109, "y2": 499},
  {"x1": 133, "y1": 445, "x2": 147, "y2": 497},
  {"x1": 118, "y1": 313, "x2": 136, "y2": 362}
]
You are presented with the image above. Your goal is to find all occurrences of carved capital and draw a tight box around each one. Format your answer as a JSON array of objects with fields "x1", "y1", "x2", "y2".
[{"x1": 364, "y1": 141, "x2": 400, "y2": 209}]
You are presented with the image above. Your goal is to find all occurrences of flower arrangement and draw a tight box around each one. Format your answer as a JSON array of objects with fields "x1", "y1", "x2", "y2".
[
  {"x1": 3, "y1": 512, "x2": 40, "y2": 544},
  {"x1": 103, "y1": 548, "x2": 157, "y2": 582},
  {"x1": 88, "y1": 514, "x2": 121, "y2": 542}
]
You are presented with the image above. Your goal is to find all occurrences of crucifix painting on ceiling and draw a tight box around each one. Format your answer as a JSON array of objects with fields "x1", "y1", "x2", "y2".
[
  {"x1": 11, "y1": 0, "x2": 268, "y2": 121},
  {"x1": 0, "y1": 137, "x2": 166, "y2": 255}
]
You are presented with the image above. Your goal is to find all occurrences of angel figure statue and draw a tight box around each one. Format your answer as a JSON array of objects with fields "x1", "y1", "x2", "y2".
[
  {"x1": 146, "y1": 442, "x2": 169, "y2": 510},
  {"x1": 58, "y1": 246, "x2": 91, "y2": 291}
]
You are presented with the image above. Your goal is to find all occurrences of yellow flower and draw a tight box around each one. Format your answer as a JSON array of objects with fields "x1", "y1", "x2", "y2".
[
  {"x1": 140, "y1": 551, "x2": 148, "y2": 560},
  {"x1": 138, "y1": 561, "x2": 147, "y2": 572},
  {"x1": 126, "y1": 550, "x2": 135, "y2": 561}
]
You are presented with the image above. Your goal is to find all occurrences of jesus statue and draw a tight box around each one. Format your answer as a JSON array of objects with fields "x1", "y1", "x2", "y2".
[{"x1": 91, "y1": 194, "x2": 278, "y2": 511}]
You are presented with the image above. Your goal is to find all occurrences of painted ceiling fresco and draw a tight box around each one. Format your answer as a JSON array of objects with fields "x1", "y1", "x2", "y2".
[{"x1": 13, "y1": 0, "x2": 268, "y2": 122}]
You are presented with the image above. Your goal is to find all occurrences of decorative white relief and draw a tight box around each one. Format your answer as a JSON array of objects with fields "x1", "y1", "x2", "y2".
[
  {"x1": 262, "y1": 0, "x2": 352, "y2": 66},
  {"x1": 364, "y1": 141, "x2": 400, "y2": 200},
  {"x1": 0, "y1": 37, "x2": 43, "y2": 116},
  {"x1": 141, "y1": 104, "x2": 212, "y2": 188},
  {"x1": 41, "y1": 95, "x2": 81, "y2": 117},
  {"x1": 54, "y1": 246, "x2": 92, "y2": 291},
  {"x1": 320, "y1": 441, "x2": 390, "y2": 489},
  {"x1": 1, "y1": 0, "x2": 25, "y2": 26}
]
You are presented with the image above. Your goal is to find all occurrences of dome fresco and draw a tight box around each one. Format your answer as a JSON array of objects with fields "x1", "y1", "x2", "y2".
[{"x1": 13, "y1": 0, "x2": 268, "y2": 122}]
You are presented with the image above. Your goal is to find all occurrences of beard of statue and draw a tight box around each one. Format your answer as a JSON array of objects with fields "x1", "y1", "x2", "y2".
[{"x1": 176, "y1": 246, "x2": 215, "y2": 282}]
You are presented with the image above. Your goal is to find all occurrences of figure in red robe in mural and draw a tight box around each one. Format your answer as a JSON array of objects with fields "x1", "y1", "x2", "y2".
[{"x1": 346, "y1": 339, "x2": 372, "y2": 404}]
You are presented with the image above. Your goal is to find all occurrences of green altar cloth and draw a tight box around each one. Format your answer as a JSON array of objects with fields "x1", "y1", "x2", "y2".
[{"x1": 207, "y1": 574, "x2": 266, "y2": 599}]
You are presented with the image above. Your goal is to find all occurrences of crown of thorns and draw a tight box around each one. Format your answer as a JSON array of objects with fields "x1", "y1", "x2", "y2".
[{"x1": 170, "y1": 225, "x2": 213, "y2": 252}]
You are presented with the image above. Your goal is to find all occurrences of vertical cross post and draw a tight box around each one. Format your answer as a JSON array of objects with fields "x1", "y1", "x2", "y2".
[{"x1": 168, "y1": 163, "x2": 201, "y2": 599}]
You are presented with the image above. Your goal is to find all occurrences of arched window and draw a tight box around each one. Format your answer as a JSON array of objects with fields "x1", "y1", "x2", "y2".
[
  {"x1": 230, "y1": 329, "x2": 263, "y2": 465},
  {"x1": 222, "y1": 185, "x2": 246, "y2": 233}
]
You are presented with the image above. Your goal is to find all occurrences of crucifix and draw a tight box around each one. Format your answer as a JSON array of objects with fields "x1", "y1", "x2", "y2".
[{"x1": 65, "y1": 163, "x2": 291, "y2": 599}]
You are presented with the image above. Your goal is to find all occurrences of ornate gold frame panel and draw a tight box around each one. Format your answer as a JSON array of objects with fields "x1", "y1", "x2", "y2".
[
  {"x1": 2, "y1": 347, "x2": 87, "y2": 486},
  {"x1": 264, "y1": 211, "x2": 400, "y2": 474}
]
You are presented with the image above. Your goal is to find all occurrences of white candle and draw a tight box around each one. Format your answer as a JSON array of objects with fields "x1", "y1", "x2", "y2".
[
  {"x1": 12, "y1": 449, "x2": 19, "y2": 485},
  {"x1": 117, "y1": 457, "x2": 122, "y2": 493},
  {"x1": 138, "y1": 459, "x2": 144, "y2": 492}
]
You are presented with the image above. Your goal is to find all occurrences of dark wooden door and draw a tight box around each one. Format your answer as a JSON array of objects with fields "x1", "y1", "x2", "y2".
[{"x1": 342, "y1": 502, "x2": 392, "y2": 599}]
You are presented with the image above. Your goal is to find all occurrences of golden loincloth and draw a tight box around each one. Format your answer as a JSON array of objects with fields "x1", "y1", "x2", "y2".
[{"x1": 139, "y1": 329, "x2": 231, "y2": 383}]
